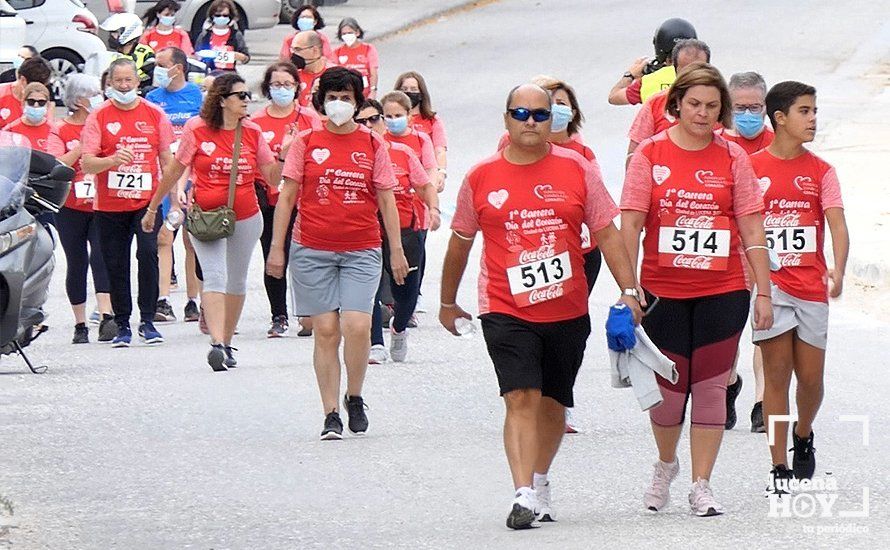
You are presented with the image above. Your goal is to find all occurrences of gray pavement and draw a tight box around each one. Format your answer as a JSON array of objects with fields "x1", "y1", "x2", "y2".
[{"x1": 2, "y1": 1, "x2": 889, "y2": 548}]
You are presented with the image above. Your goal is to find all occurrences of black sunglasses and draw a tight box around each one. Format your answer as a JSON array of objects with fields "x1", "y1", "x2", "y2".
[
  {"x1": 355, "y1": 114, "x2": 382, "y2": 125},
  {"x1": 223, "y1": 91, "x2": 252, "y2": 101},
  {"x1": 507, "y1": 108, "x2": 551, "y2": 123},
  {"x1": 26, "y1": 98, "x2": 48, "y2": 107}
]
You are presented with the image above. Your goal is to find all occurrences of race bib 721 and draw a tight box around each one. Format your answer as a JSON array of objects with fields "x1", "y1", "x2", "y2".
[{"x1": 108, "y1": 171, "x2": 152, "y2": 192}]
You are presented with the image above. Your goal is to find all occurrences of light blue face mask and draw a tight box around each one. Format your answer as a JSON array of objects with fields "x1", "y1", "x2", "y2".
[
  {"x1": 108, "y1": 87, "x2": 138, "y2": 104},
  {"x1": 297, "y1": 17, "x2": 315, "y2": 31},
  {"x1": 385, "y1": 116, "x2": 408, "y2": 135},
  {"x1": 12, "y1": 56, "x2": 25, "y2": 70},
  {"x1": 159, "y1": 14, "x2": 176, "y2": 27},
  {"x1": 212, "y1": 15, "x2": 230, "y2": 27},
  {"x1": 24, "y1": 105, "x2": 46, "y2": 123},
  {"x1": 88, "y1": 94, "x2": 104, "y2": 110},
  {"x1": 550, "y1": 103, "x2": 573, "y2": 133},
  {"x1": 733, "y1": 111, "x2": 765, "y2": 139},
  {"x1": 153, "y1": 66, "x2": 171, "y2": 89},
  {"x1": 270, "y1": 86, "x2": 296, "y2": 107}
]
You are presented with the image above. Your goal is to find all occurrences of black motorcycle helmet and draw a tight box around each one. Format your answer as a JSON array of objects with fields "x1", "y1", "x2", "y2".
[{"x1": 653, "y1": 18, "x2": 697, "y2": 63}]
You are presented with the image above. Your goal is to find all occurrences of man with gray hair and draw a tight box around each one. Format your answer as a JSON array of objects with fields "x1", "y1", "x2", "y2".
[
  {"x1": 80, "y1": 57, "x2": 175, "y2": 347},
  {"x1": 719, "y1": 71, "x2": 774, "y2": 155}
]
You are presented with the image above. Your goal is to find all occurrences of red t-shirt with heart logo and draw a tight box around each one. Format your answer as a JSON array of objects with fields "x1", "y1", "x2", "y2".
[
  {"x1": 140, "y1": 27, "x2": 194, "y2": 55},
  {"x1": 333, "y1": 42, "x2": 379, "y2": 97},
  {"x1": 451, "y1": 145, "x2": 618, "y2": 323},
  {"x1": 47, "y1": 120, "x2": 95, "y2": 212},
  {"x1": 628, "y1": 90, "x2": 676, "y2": 145},
  {"x1": 2, "y1": 118, "x2": 51, "y2": 153},
  {"x1": 387, "y1": 141, "x2": 429, "y2": 229},
  {"x1": 250, "y1": 105, "x2": 322, "y2": 206},
  {"x1": 81, "y1": 98, "x2": 175, "y2": 212},
  {"x1": 175, "y1": 117, "x2": 275, "y2": 220},
  {"x1": 751, "y1": 149, "x2": 843, "y2": 303},
  {"x1": 621, "y1": 132, "x2": 763, "y2": 300},
  {"x1": 282, "y1": 125, "x2": 397, "y2": 251}
]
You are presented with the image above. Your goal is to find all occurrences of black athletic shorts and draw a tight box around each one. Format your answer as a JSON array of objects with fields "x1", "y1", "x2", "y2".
[{"x1": 479, "y1": 313, "x2": 591, "y2": 407}]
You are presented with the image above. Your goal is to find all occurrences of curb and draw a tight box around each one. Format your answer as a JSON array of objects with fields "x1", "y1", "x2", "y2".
[{"x1": 366, "y1": 0, "x2": 501, "y2": 43}]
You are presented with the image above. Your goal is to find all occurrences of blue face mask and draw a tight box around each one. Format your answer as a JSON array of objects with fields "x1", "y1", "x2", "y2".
[
  {"x1": 212, "y1": 16, "x2": 230, "y2": 27},
  {"x1": 24, "y1": 105, "x2": 46, "y2": 123},
  {"x1": 270, "y1": 86, "x2": 296, "y2": 107},
  {"x1": 12, "y1": 56, "x2": 25, "y2": 70},
  {"x1": 108, "y1": 87, "x2": 138, "y2": 105},
  {"x1": 88, "y1": 94, "x2": 104, "y2": 110},
  {"x1": 733, "y1": 111, "x2": 765, "y2": 139},
  {"x1": 154, "y1": 66, "x2": 171, "y2": 89},
  {"x1": 550, "y1": 104, "x2": 573, "y2": 133},
  {"x1": 159, "y1": 14, "x2": 176, "y2": 27},
  {"x1": 296, "y1": 17, "x2": 315, "y2": 31},
  {"x1": 385, "y1": 116, "x2": 408, "y2": 135}
]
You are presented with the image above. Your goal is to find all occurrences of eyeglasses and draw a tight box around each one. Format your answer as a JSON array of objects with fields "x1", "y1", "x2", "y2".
[
  {"x1": 507, "y1": 108, "x2": 551, "y2": 123},
  {"x1": 26, "y1": 98, "x2": 48, "y2": 107},
  {"x1": 270, "y1": 82, "x2": 296, "y2": 90},
  {"x1": 223, "y1": 91, "x2": 252, "y2": 101},
  {"x1": 355, "y1": 114, "x2": 382, "y2": 125},
  {"x1": 732, "y1": 103, "x2": 764, "y2": 114},
  {"x1": 291, "y1": 45, "x2": 315, "y2": 53}
]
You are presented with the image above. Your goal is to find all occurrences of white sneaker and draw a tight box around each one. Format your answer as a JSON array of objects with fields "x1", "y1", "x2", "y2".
[
  {"x1": 390, "y1": 329, "x2": 408, "y2": 362},
  {"x1": 689, "y1": 478, "x2": 725, "y2": 516},
  {"x1": 414, "y1": 295, "x2": 428, "y2": 313},
  {"x1": 506, "y1": 487, "x2": 537, "y2": 530},
  {"x1": 535, "y1": 481, "x2": 555, "y2": 522},
  {"x1": 368, "y1": 344, "x2": 389, "y2": 365},
  {"x1": 644, "y1": 458, "x2": 679, "y2": 511}
]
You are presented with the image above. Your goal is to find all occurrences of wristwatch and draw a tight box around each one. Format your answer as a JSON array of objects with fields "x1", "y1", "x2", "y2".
[
  {"x1": 622, "y1": 288, "x2": 640, "y2": 300},
  {"x1": 622, "y1": 72, "x2": 634, "y2": 80}
]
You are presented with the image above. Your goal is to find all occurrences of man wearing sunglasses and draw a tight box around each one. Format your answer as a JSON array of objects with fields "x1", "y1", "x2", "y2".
[
  {"x1": 81, "y1": 58, "x2": 175, "y2": 348},
  {"x1": 440, "y1": 84, "x2": 643, "y2": 529}
]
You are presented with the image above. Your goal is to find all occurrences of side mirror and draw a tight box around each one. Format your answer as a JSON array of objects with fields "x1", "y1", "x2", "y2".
[{"x1": 48, "y1": 163, "x2": 75, "y2": 183}]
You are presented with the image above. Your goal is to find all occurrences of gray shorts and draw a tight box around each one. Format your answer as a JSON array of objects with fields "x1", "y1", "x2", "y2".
[
  {"x1": 289, "y1": 244, "x2": 382, "y2": 316},
  {"x1": 752, "y1": 284, "x2": 829, "y2": 349}
]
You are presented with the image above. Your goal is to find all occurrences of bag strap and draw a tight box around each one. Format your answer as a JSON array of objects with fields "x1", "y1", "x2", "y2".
[{"x1": 227, "y1": 122, "x2": 242, "y2": 209}]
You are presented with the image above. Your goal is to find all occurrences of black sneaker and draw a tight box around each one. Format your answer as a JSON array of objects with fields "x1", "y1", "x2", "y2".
[
  {"x1": 72, "y1": 323, "x2": 89, "y2": 344},
  {"x1": 343, "y1": 394, "x2": 368, "y2": 435},
  {"x1": 791, "y1": 422, "x2": 816, "y2": 480},
  {"x1": 750, "y1": 401, "x2": 765, "y2": 433},
  {"x1": 267, "y1": 315, "x2": 289, "y2": 338},
  {"x1": 98, "y1": 314, "x2": 117, "y2": 342},
  {"x1": 154, "y1": 299, "x2": 176, "y2": 323},
  {"x1": 766, "y1": 464, "x2": 794, "y2": 496},
  {"x1": 224, "y1": 346, "x2": 237, "y2": 368},
  {"x1": 725, "y1": 375, "x2": 743, "y2": 430},
  {"x1": 321, "y1": 411, "x2": 343, "y2": 440},
  {"x1": 183, "y1": 299, "x2": 200, "y2": 322},
  {"x1": 207, "y1": 343, "x2": 227, "y2": 372}
]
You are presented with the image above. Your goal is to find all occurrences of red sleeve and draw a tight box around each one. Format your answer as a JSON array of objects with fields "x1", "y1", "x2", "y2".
[
  {"x1": 371, "y1": 132, "x2": 397, "y2": 190},
  {"x1": 46, "y1": 124, "x2": 65, "y2": 158},
  {"x1": 451, "y1": 175, "x2": 479, "y2": 235},
  {"x1": 625, "y1": 79, "x2": 642, "y2": 105},
  {"x1": 620, "y1": 145, "x2": 653, "y2": 212},
  {"x1": 281, "y1": 130, "x2": 309, "y2": 182},
  {"x1": 179, "y1": 29, "x2": 194, "y2": 55},
  {"x1": 407, "y1": 150, "x2": 430, "y2": 189},
  {"x1": 429, "y1": 116, "x2": 447, "y2": 149},
  {"x1": 418, "y1": 132, "x2": 436, "y2": 170},
  {"x1": 496, "y1": 132, "x2": 509, "y2": 151},
  {"x1": 583, "y1": 157, "x2": 620, "y2": 232},
  {"x1": 366, "y1": 43, "x2": 379, "y2": 69},
  {"x1": 80, "y1": 111, "x2": 102, "y2": 156},
  {"x1": 820, "y1": 166, "x2": 844, "y2": 210},
  {"x1": 728, "y1": 143, "x2": 764, "y2": 217},
  {"x1": 628, "y1": 103, "x2": 655, "y2": 144},
  {"x1": 279, "y1": 34, "x2": 293, "y2": 61},
  {"x1": 139, "y1": 30, "x2": 151, "y2": 45},
  {"x1": 253, "y1": 126, "x2": 276, "y2": 166},
  {"x1": 174, "y1": 120, "x2": 197, "y2": 165}
]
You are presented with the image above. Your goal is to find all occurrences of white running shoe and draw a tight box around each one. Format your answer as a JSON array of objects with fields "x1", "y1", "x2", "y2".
[
  {"x1": 689, "y1": 478, "x2": 725, "y2": 516},
  {"x1": 506, "y1": 487, "x2": 537, "y2": 530},
  {"x1": 535, "y1": 481, "x2": 555, "y2": 522},
  {"x1": 414, "y1": 295, "x2": 428, "y2": 313},
  {"x1": 368, "y1": 344, "x2": 389, "y2": 365},
  {"x1": 390, "y1": 329, "x2": 408, "y2": 362},
  {"x1": 644, "y1": 458, "x2": 679, "y2": 512}
]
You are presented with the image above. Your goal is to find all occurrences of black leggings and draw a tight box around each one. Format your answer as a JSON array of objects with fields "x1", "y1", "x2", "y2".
[
  {"x1": 55, "y1": 207, "x2": 110, "y2": 305},
  {"x1": 584, "y1": 247, "x2": 602, "y2": 296},
  {"x1": 257, "y1": 186, "x2": 296, "y2": 318}
]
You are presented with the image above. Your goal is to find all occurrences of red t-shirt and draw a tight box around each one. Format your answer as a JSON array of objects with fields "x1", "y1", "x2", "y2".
[
  {"x1": 0, "y1": 83, "x2": 21, "y2": 128},
  {"x1": 81, "y1": 99, "x2": 175, "y2": 212},
  {"x1": 250, "y1": 105, "x2": 323, "y2": 205},
  {"x1": 718, "y1": 127, "x2": 775, "y2": 155},
  {"x1": 621, "y1": 132, "x2": 764, "y2": 300},
  {"x1": 452, "y1": 146, "x2": 619, "y2": 323},
  {"x1": 385, "y1": 129, "x2": 436, "y2": 230},
  {"x1": 282, "y1": 125, "x2": 397, "y2": 251},
  {"x1": 141, "y1": 27, "x2": 194, "y2": 55},
  {"x1": 279, "y1": 31, "x2": 335, "y2": 63},
  {"x1": 751, "y1": 149, "x2": 844, "y2": 303},
  {"x1": 2, "y1": 118, "x2": 52, "y2": 153},
  {"x1": 297, "y1": 63, "x2": 334, "y2": 107},
  {"x1": 387, "y1": 141, "x2": 429, "y2": 229},
  {"x1": 409, "y1": 114, "x2": 447, "y2": 149},
  {"x1": 333, "y1": 42, "x2": 379, "y2": 97},
  {"x1": 628, "y1": 91, "x2": 675, "y2": 144},
  {"x1": 207, "y1": 30, "x2": 237, "y2": 71},
  {"x1": 47, "y1": 120, "x2": 95, "y2": 212},
  {"x1": 175, "y1": 117, "x2": 274, "y2": 220}
]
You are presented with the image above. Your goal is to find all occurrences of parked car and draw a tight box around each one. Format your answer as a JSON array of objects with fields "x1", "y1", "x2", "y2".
[
  {"x1": 0, "y1": 1, "x2": 28, "y2": 72},
  {"x1": 6, "y1": 0, "x2": 107, "y2": 101}
]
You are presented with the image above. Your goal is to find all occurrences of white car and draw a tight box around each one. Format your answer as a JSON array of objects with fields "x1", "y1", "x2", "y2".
[
  {"x1": 7, "y1": 0, "x2": 107, "y2": 100},
  {"x1": 0, "y1": 1, "x2": 27, "y2": 70}
]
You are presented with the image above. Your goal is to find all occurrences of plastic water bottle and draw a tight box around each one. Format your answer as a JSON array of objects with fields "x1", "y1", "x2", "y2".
[
  {"x1": 165, "y1": 209, "x2": 183, "y2": 231},
  {"x1": 454, "y1": 317, "x2": 476, "y2": 338}
]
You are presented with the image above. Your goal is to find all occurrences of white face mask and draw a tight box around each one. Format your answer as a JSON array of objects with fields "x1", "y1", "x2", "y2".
[
  {"x1": 341, "y1": 33, "x2": 358, "y2": 47},
  {"x1": 324, "y1": 99, "x2": 355, "y2": 126}
]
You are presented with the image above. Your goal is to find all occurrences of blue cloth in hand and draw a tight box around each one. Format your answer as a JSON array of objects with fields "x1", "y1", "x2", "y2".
[{"x1": 606, "y1": 304, "x2": 637, "y2": 352}]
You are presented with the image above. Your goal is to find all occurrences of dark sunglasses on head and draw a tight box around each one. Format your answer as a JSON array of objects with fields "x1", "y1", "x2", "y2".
[
  {"x1": 507, "y1": 108, "x2": 551, "y2": 123},
  {"x1": 355, "y1": 114, "x2": 382, "y2": 125},
  {"x1": 224, "y1": 91, "x2": 252, "y2": 101},
  {"x1": 26, "y1": 98, "x2": 48, "y2": 107}
]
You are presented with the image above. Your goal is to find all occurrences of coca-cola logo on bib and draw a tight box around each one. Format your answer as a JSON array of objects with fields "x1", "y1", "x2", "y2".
[
  {"x1": 528, "y1": 283, "x2": 565, "y2": 304},
  {"x1": 763, "y1": 211, "x2": 801, "y2": 227},
  {"x1": 518, "y1": 245, "x2": 556, "y2": 264},
  {"x1": 674, "y1": 214, "x2": 717, "y2": 229},
  {"x1": 780, "y1": 253, "x2": 805, "y2": 267},
  {"x1": 673, "y1": 255, "x2": 714, "y2": 270}
]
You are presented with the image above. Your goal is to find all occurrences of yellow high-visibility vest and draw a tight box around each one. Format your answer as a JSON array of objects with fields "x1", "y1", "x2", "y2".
[{"x1": 640, "y1": 65, "x2": 676, "y2": 102}]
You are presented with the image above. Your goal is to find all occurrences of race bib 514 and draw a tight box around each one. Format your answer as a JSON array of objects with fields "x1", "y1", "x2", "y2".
[{"x1": 658, "y1": 214, "x2": 730, "y2": 271}]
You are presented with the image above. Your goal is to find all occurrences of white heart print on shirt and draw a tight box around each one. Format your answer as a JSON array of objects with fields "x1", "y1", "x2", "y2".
[
  {"x1": 488, "y1": 189, "x2": 509, "y2": 209},
  {"x1": 0, "y1": 108, "x2": 10, "y2": 120},
  {"x1": 312, "y1": 148, "x2": 331, "y2": 164},
  {"x1": 262, "y1": 131, "x2": 275, "y2": 143},
  {"x1": 66, "y1": 139, "x2": 80, "y2": 150},
  {"x1": 758, "y1": 176, "x2": 771, "y2": 193},
  {"x1": 339, "y1": 56, "x2": 348, "y2": 64},
  {"x1": 106, "y1": 122, "x2": 121, "y2": 136},
  {"x1": 652, "y1": 165, "x2": 671, "y2": 185},
  {"x1": 200, "y1": 141, "x2": 216, "y2": 155}
]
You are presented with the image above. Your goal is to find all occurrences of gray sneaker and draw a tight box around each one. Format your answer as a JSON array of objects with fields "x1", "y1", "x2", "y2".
[
  {"x1": 390, "y1": 329, "x2": 408, "y2": 362},
  {"x1": 97, "y1": 314, "x2": 117, "y2": 342},
  {"x1": 689, "y1": 478, "x2": 725, "y2": 516},
  {"x1": 154, "y1": 299, "x2": 176, "y2": 323},
  {"x1": 644, "y1": 458, "x2": 679, "y2": 512},
  {"x1": 207, "y1": 344, "x2": 227, "y2": 372}
]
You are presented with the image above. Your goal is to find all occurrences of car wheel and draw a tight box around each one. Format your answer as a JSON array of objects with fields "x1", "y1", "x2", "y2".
[{"x1": 41, "y1": 49, "x2": 83, "y2": 104}]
